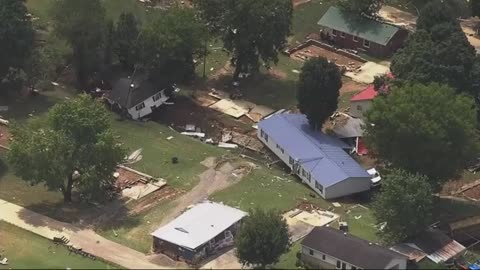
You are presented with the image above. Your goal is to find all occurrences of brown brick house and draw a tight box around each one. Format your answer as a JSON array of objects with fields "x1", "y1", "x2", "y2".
[{"x1": 317, "y1": 7, "x2": 408, "y2": 58}]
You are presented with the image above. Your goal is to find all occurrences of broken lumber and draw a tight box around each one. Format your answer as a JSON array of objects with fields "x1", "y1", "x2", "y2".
[
  {"x1": 117, "y1": 165, "x2": 166, "y2": 182},
  {"x1": 0, "y1": 145, "x2": 10, "y2": 151},
  {"x1": 0, "y1": 118, "x2": 8, "y2": 126}
]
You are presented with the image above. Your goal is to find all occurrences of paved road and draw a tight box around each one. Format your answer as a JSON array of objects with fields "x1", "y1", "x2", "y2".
[{"x1": 0, "y1": 199, "x2": 169, "y2": 269}]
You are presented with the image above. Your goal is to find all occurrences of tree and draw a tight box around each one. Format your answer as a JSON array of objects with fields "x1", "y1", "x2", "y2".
[
  {"x1": 339, "y1": 0, "x2": 384, "y2": 17},
  {"x1": 297, "y1": 57, "x2": 342, "y2": 130},
  {"x1": 472, "y1": 0, "x2": 480, "y2": 17},
  {"x1": 138, "y1": 7, "x2": 207, "y2": 85},
  {"x1": 51, "y1": 0, "x2": 106, "y2": 88},
  {"x1": 372, "y1": 169, "x2": 434, "y2": 244},
  {"x1": 364, "y1": 83, "x2": 478, "y2": 189},
  {"x1": 236, "y1": 208, "x2": 290, "y2": 268},
  {"x1": 7, "y1": 94, "x2": 125, "y2": 202},
  {"x1": 104, "y1": 20, "x2": 114, "y2": 68},
  {"x1": 113, "y1": 12, "x2": 140, "y2": 71},
  {"x1": 416, "y1": 0, "x2": 458, "y2": 32},
  {"x1": 391, "y1": 1, "x2": 478, "y2": 96},
  {"x1": 195, "y1": 0, "x2": 293, "y2": 81},
  {"x1": 0, "y1": 0, "x2": 34, "y2": 94}
]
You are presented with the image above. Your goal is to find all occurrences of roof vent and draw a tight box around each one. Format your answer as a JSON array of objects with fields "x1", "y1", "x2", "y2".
[
  {"x1": 175, "y1": 227, "x2": 189, "y2": 234},
  {"x1": 368, "y1": 242, "x2": 372, "y2": 245},
  {"x1": 130, "y1": 83, "x2": 135, "y2": 88},
  {"x1": 343, "y1": 232, "x2": 347, "y2": 236}
]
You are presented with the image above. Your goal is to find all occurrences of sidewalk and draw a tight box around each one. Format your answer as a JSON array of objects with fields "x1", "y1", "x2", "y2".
[{"x1": 0, "y1": 199, "x2": 169, "y2": 269}]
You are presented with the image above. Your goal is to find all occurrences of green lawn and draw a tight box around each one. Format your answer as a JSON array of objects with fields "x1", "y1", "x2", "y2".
[
  {"x1": 211, "y1": 165, "x2": 332, "y2": 211},
  {"x1": 291, "y1": 0, "x2": 335, "y2": 44},
  {"x1": 0, "y1": 221, "x2": 115, "y2": 269}
]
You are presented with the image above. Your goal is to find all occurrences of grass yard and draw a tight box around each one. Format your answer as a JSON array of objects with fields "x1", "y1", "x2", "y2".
[
  {"x1": 211, "y1": 165, "x2": 332, "y2": 211},
  {"x1": 274, "y1": 241, "x2": 302, "y2": 269},
  {"x1": 98, "y1": 199, "x2": 177, "y2": 254},
  {"x1": 0, "y1": 221, "x2": 114, "y2": 269},
  {"x1": 291, "y1": 0, "x2": 335, "y2": 44},
  {"x1": 110, "y1": 115, "x2": 223, "y2": 190}
]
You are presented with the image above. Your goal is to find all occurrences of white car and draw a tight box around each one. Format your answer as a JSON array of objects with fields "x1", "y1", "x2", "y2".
[{"x1": 367, "y1": 168, "x2": 382, "y2": 187}]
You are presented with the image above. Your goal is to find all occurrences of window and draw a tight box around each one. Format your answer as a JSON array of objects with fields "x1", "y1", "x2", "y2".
[
  {"x1": 260, "y1": 129, "x2": 265, "y2": 138},
  {"x1": 315, "y1": 182, "x2": 323, "y2": 193},
  {"x1": 357, "y1": 105, "x2": 363, "y2": 111},
  {"x1": 135, "y1": 102, "x2": 145, "y2": 111},
  {"x1": 322, "y1": 254, "x2": 326, "y2": 261},
  {"x1": 302, "y1": 168, "x2": 307, "y2": 177},
  {"x1": 336, "y1": 261, "x2": 341, "y2": 269},
  {"x1": 264, "y1": 133, "x2": 268, "y2": 142},
  {"x1": 352, "y1": 266, "x2": 357, "y2": 270},
  {"x1": 289, "y1": 156, "x2": 294, "y2": 165},
  {"x1": 363, "y1": 40, "x2": 370, "y2": 48},
  {"x1": 341, "y1": 262, "x2": 347, "y2": 270},
  {"x1": 309, "y1": 249, "x2": 314, "y2": 256},
  {"x1": 353, "y1": 35, "x2": 358, "y2": 42},
  {"x1": 340, "y1": 32, "x2": 345, "y2": 38},
  {"x1": 280, "y1": 147, "x2": 284, "y2": 154},
  {"x1": 152, "y1": 93, "x2": 161, "y2": 102},
  {"x1": 332, "y1": 29, "x2": 337, "y2": 36},
  {"x1": 308, "y1": 172, "x2": 311, "y2": 182}
]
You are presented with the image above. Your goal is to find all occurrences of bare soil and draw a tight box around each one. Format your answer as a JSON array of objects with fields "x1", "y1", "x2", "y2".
[
  {"x1": 0, "y1": 125, "x2": 11, "y2": 147},
  {"x1": 291, "y1": 45, "x2": 364, "y2": 67},
  {"x1": 129, "y1": 186, "x2": 183, "y2": 215},
  {"x1": 340, "y1": 80, "x2": 368, "y2": 94},
  {"x1": 152, "y1": 96, "x2": 253, "y2": 141},
  {"x1": 268, "y1": 68, "x2": 288, "y2": 80}
]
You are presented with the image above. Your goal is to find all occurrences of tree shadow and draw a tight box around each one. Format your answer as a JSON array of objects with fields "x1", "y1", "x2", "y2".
[
  {"x1": 208, "y1": 73, "x2": 298, "y2": 109},
  {"x1": 15, "y1": 196, "x2": 141, "y2": 234},
  {"x1": 0, "y1": 157, "x2": 8, "y2": 180}
]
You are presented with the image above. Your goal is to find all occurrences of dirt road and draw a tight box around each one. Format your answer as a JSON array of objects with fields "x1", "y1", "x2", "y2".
[
  {"x1": 0, "y1": 199, "x2": 169, "y2": 269},
  {"x1": 158, "y1": 158, "x2": 247, "y2": 227}
]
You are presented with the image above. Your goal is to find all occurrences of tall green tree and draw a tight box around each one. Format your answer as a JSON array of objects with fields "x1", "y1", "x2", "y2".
[
  {"x1": 236, "y1": 208, "x2": 290, "y2": 268},
  {"x1": 0, "y1": 0, "x2": 34, "y2": 94},
  {"x1": 113, "y1": 12, "x2": 140, "y2": 71},
  {"x1": 138, "y1": 7, "x2": 206, "y2": 84},
  {"x1": 372, "y1": 169, "x2": 434, "y2": 244},
  {"x1": 51, "y1": 0, "x2": 106, "y2": 88},
  {"x1": 8, "y1": 94, "x2": 125, "y2": 202},
  {"x1": 297, "y1": 57, "x2": 342, "y2": 130},
  {"x1": 391, "y1": 0, "x2": 477, "y2": 95},
  {"x1": 472, "y1": 0, "x2": 480, "y2": 17},
  {"x1": 364, "y1": 83, "x2": 478, "y2": 189},
  {"x1": 339, "y1": 0, "x2": 384, "y2": 17},
  {"x1": 195, "y1": 0, "x2": 293, "y2": 81}
]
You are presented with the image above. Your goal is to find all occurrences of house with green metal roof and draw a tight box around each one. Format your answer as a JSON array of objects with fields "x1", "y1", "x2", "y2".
[{"x1": 317, "y1": 6, "x2": 408, "y2": 58}]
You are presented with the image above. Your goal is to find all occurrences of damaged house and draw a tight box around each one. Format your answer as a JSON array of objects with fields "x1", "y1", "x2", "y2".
[{"x1": 106, "y1": 76, "x2": 178, "y2": 120}]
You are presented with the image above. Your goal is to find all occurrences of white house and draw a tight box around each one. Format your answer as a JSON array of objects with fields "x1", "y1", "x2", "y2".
[
  {"x1": 302, "y1": 227, "x2": 408, "y2": 269},
  {"x1": 257, "y1": 113, "x2": 371, "y2": 199},
  {"x1": 349, "y1": 84, "x2": 377, "y2": 118},
  {"x1": 106, "y1": 77, "x2": 176, "y2": 120}
]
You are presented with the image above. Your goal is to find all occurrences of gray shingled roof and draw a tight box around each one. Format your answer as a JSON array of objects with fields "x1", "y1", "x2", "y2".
[
  {"x1": 317, "y1": 6, "x2": 400, "y2": 46},
  {"x1": 302, "y1": 227, "x2": 407, "y2": 269}
]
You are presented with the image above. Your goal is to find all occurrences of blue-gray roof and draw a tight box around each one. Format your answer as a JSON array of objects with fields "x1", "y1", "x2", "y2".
[
  {"x1": 259, "y1": 114, "x2": 370, "y2": 187},
  {"x1": 317, "y1": 6, "x2": 400, "y2": 46}
]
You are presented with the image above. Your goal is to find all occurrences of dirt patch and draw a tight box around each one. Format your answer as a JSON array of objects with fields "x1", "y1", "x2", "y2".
[
  {"x1": 157, "y1": 158, "x2": 255, "y2": 227},
  {"x1": 463, "y1": 185, "x2": 480, "y2": 201},
  {"x1": 293, "y1": 0, "x2": 311, "y2": 8},
  {"x1": 341, "y1": 80, "x2": 368, "y2": 94},
  {"x1": 129, "y1": 186, "x2": 183, "y2": 215},
  {"x1": 291, "y1": 45, "x2": 364, "y2": 68},
  {"x1": 0, "y1": 125, "x2": 11, "y2": 147},
  {"x1": 268, "y1": 68, "x2": 288, "y2": 80}
]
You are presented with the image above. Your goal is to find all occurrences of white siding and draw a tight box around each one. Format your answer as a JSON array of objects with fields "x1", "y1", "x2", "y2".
[
  {"x1": 257, "y1": 129, "x2": 328, "y2": 199},
  {"x1": 325, "y1": 177, "x2": 371, "y2": 199},
  {"x1": 350, "y1": 100, "x2": 372, "y2": 118},
  {"x1": 127, "y1": 90, "x2": 169, "y2": 120},
  {"x1": 301, "y1": 245, "x2": 407, "y2": 269}
]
